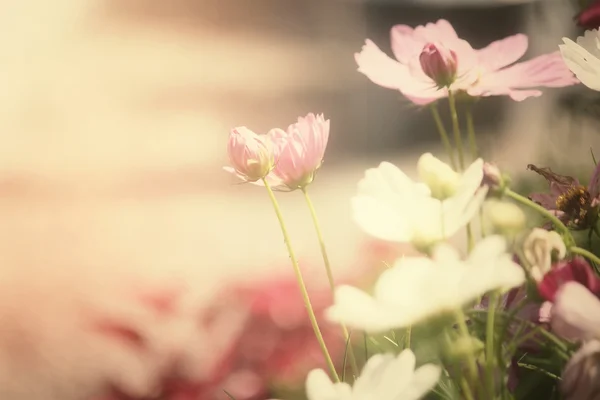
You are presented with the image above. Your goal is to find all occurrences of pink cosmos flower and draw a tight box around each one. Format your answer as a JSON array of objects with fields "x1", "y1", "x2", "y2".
[
  {"x1": 355, "y1": 19, "x2": 578, "y2": 105},
  {"x1": 267, "y1": 113, "x2": 330, "y2": 191},
  {"x1": 224, "y1": 127, "x2": 276, "y2": 183}
]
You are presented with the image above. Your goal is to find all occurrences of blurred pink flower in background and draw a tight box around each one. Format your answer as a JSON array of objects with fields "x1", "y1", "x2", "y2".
[
  {"x1": 355, "y1": 19, "x2": 578, "y2": 105},
  {"x1": 186, "y1": 246, "x2": 391, "y2": 400},
  {"x1": 0, "y1": 254, "x2": 244, "y2": 400},
  {"x1": 200, "y1": 268, "x2": 347, "y2": 400}
]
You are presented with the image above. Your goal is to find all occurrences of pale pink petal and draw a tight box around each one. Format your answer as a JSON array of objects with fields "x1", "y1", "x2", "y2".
[
  {"x1": 469, "y1": 51, "x2": 578, "y2": 100},
  {"x1": 402, "y1": 90, "x2": 447, "y2": 106},
  {"x1": 412, "y1": 19, "x2": 459, "y2": 44},
  {"x1": 355, "y1": 40, "x2": 414, "y2": 91},
  {"x1": 448, "y1": 39, "x2": 480, "y2": 87},
  {"x1": 476, "y1": 34, "x2": 529, "y2": 71},
  {"x1": 390, "y1": 24, "x2": 424, "y2": 64}
]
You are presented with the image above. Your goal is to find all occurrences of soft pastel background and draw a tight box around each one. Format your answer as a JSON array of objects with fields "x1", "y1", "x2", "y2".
[{"x1": 1, "y1": 0, "x2": 600, "y2": 398}]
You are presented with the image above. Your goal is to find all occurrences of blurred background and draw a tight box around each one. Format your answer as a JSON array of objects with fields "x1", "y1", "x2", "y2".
[{"x1": 1, "y1": 0, "x2": 600, "y2": 398}]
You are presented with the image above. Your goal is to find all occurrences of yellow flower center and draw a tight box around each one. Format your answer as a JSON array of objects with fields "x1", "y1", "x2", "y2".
[{"x1": 555, "y1": 185, "x2": 591, "y2": 228}]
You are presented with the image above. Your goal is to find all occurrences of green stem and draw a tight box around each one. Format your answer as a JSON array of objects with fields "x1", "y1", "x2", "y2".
[
  {"x1": 465, "y1": 105, "x2": 478, "y2": 161},
  {"x1": 485, "y1": 293, "x2": 499, "y2": 398},
  {"x1": 455, "y1": 310, "x2": 477, "y2": 380},
  {"x1": 430, "y1": 104, "x2": 457, "y2": 170},
  {"x1": 468, "y1": 309, "x2": 572, "y2": 358},
  {"x1": 503, "y1": 188, "x2": 574, "y2": 246},
  {"x1": 448, "y1": 92, "x2": 473, "y2": 249},
  {"x1": 464, "y1": 105, "x2": 486, "y2": 240},
  {"x1": 466, "y1": 224, "x2": 474, "y2": 252},
  {"x1": 405, "y1": 325, "x2": 412, "y2": 350},
  {"x1": 262, "y1": 179, "x2": 340, "y2": 382},
  {"x1": 448, "y1": 91, "x2": 465, "y2": 170},
  {"x1": 507, "y1": 325, "x2": 543, "y2": 355},
  {"x1": 302, "y1": 188, "x2": 359, "y2": 377},
  {"x1": 460, "y1": 378, "x2": 476, "y2": 400},
  {"x1": 570, "y1": 246, "x2": 600, "y2": 265}
]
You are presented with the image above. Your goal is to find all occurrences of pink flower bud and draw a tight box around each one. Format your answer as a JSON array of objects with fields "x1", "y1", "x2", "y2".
[
  {"x1": 482, "y1": 162, "x2": 503, "y2": 188},
  {"x1": 419, "y1": 43, "x2": 458, "y2": 88},
  {"x1": 270, "y1": 113, "x2": 330, "y2": 191},
  {"x1": 225, "y1": 127, "x2": 275, "y2": 183}
]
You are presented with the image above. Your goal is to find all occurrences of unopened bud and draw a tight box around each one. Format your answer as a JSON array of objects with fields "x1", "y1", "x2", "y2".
[
  {"x1": 482, "y1": 162, "x2": 504, "y2": 189},
  {"x1": 419, "y1": 43, "x2": 458, "y2": 88},
  {"x1": 483, "y1": 200, "x2": 526, "y2": 236}
]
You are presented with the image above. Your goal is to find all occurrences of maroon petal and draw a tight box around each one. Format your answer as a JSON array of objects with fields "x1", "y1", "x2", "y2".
[
  {"x1": 538, "y1": 257, "x2": 600, "y2": 302},
  {"x1": 529, "y1": 192, "x2": 560, "y2": 211},
  {"x1": 527, "y1": 164, "x2": 579, "y2": 196}
]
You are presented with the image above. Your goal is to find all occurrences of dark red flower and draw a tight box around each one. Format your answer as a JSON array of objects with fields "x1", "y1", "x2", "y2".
[
  {"x1": 578, "y1": 0, "x2": 600, "y2": 30},
  {"x1": 537, "y1": 257, "x2": 600, "y2": 302}
]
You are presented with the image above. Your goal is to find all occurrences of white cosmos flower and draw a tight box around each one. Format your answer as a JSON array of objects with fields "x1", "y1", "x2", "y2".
[
  {"x1": 306, "y1": 349, "x2": 441, "y2": 400},
  {"x1": 351, "y1": 155, "x2": 487, "y2": 249},
  {"x1": 559, "y1": 30, "x2": 599, "y2": 91},
  {"x1": 326, "y1": 236, "x2": 525, "y2": 333}
]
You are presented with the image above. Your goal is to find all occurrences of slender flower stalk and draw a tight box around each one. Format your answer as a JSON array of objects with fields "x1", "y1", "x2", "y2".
[
  {"x1": 405, "y1": 325, "x2": 412, "y2": 349},
  {"x1": 455, "y1": 310, "x2": 478, "y2": 381},
  {"x1": 262, "y1": 178, "x2": 340, "y2": 382},
  {"x1": 465, "y1": 107, "x2": 486, "y2": 239},
  {"x1": 448, "y1": 91, "x2": 465, "y2": 170},
  {"x1": 570, "y1": 246, "x2": 600, "y2": 267},
  {"x1": 430, "y1": 103, "x2": 457, "y2": 170},
  {"x1": 503, "y1": 188, "x2": 574, "y2": 246},
  {"x1": 448, "y1": 91, "x2": 473, "y2": 250},
  {"x1": 301, "y1": 187, "x2": 359, "y2": 377},
  {"x1": 485, "y1": 292, "x2": 499, "y2": 398},
  {"x1": 465, "y1": 105, "x2": 478, "y2": 161},
  {"x1": 460, "y1": 378, "x2": 476, "y2": 400}
]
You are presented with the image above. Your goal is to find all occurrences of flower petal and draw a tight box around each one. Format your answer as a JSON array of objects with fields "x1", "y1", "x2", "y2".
[
  {"x1": 559, "y1": 37, "x2": 600, "y2": 91},
  {"x1": 476, "y1": 34, "x2": 528, "y2": 71},
  {"x1": 403, "y1": 364, "x2": 443, "y2": 400},
  {"x1": 305, "y1": 369, "x2": 351, "y2": 400},
  {"x1": 355, "y1": 40, "x2": 413, "y2": 91},
  {"x1": 552, "y1": 282, "x2": 600, "y2": 341},
  {"x1": 351, "y1": 195, "x2": 415, "y2": 243},
  {"x1": 325, "y1": 285, "x2": 402, "y2": 333},
  {"x1": 412, "y1": 19, "x2": 459, "y2": 44},
  {"x1": 471, "y1": 51, "x2": 578, "y2": 99},
  {"x1": 390, "y1": 24, "x2": 423, "y2": 64}
]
